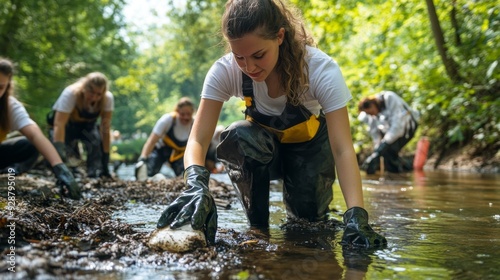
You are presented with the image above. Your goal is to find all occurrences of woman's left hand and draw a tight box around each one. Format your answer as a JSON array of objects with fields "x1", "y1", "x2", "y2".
[{"x1": 341, "y1": 207, "x2": 387, "y2": 248}]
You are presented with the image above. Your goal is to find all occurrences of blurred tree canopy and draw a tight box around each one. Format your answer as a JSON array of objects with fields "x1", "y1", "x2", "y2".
[
  {"x1": 291, "y1": 0, "x2": 499, "y2": 156},
  {"x1": 0, "y1": 0, "x2": 134, "y2": 126},
  {"x1": 112, "y1": 0, "x2": 235, "y2": 136},
  {"x1": 1, "y1": 0, "x2": 498, "y2": 159}
]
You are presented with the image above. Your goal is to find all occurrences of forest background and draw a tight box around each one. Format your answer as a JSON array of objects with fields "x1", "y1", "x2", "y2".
[{"x1": 1, "y1": 0, "x2": 498, "y2": 169}]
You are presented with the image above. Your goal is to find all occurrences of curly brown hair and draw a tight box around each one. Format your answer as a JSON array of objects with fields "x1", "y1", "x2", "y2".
[{"x1": 222, "y1": 0, "x2": 315, "y2": 106}]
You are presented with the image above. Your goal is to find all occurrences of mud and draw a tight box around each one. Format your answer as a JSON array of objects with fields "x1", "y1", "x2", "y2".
[
  {"x1": 0, "y1": 169, "x2": 341, "y2": 279},
  {"x1": 425, "y1": 141, "x2": 500, "y2": 173}
]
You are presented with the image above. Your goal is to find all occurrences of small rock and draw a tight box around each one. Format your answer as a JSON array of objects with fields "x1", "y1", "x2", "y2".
[
  {"x1": 150, "y1": 173, "x2": 167, "y2": 182},
  {"x1": 148, "y1": 224, "x2": 207, "y2": 253}
]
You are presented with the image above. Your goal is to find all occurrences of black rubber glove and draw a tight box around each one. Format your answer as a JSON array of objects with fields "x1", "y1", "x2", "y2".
[
  {"x1": 53, "y1": 163, "x2": 82, "y2": 200},
  {"x1": 135, "y1": 156, "x2": 148, "y2": 181},
  {"x1": 53, "y1": 142, "x2": 67, "y2": 162},
  {"x1": 101, "y1": 152, "x2": 111, "y2": 178},
  {"x1": 157, "y1": 165, "x2": 218, "y2": 245},
  {"x1": 374, "y1": 141, "x2": 389, "y2": 155},
  {"x1": 361, "y1": 153, "x2": 379, "y2": 171},
  {"x1": 341, "y1": 207, "x2": 387, "y2": 248},
  {"x1": 361, "y1": 141, "x2": 389, "y2": 171}
]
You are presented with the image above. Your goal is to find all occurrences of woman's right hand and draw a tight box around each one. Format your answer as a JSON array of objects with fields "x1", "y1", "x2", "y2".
[{"x1": 157, "y1": 165, "x2": 218, "y2": 245}]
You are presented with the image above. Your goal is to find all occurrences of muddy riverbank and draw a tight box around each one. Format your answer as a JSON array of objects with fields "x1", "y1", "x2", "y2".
[
  {"x1": 425, "y1": 142, "x2": 499, "y2": 173},
  {"x1": 0, "y1": 170, "x2": 347, "y2": 279}
]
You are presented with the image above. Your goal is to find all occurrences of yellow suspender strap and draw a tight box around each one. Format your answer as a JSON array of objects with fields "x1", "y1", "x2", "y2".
[{"x1": 162, "y1": 135, "x2": 186, "y2": 162}]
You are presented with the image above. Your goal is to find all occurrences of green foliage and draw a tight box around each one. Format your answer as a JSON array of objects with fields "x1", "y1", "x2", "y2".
[
  {"x1": 2, "y1": 0, "x2": 498, "y2": 156},
  {"x1": 108, "y1": 0, "x2": 228, "y2": 135},
  {"x1": 220, "y1": 98, "x2": 246, "y2": 126},
  {"x1": 112, "y1": 138, "x2": 146, "y2": 162},
  {"x1": 112, "y1": 55, "x2": 165, "y2": 136},
  {"x1": 0, "y1": 0, "x2": 134, "y2": 131},
  {"x1": 294, "y1": 0, "x2": 499, "y2": 151}
]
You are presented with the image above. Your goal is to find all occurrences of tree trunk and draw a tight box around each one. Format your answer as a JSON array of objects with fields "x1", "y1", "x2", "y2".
[
  {"x1": 425, "y1": 0, "x2": 463, "y2": 83},
  {"x1": 450, "y1": 0, "x2": 462, "y2": 46}
]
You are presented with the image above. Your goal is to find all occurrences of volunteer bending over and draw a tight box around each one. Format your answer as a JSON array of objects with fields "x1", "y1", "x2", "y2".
[
  {"x1": 0, "y1": 57, "x2": 81, "y2": 199},
  {"x1": 49, "y1": 72, "x2": 113, "y2": 178},
  {"x1": 157, "y1": 0, "x2": 386, "y2": 248}
]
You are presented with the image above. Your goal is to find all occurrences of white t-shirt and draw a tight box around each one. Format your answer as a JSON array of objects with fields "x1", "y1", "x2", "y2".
[
  {"x1": 152, "y1": 113, "x2": 193, "y2": 148},
  {"x1": 52, "y1": 86, "x2": 114, "y2": 113},
  {"x1": 8, "y1": 96, "x2": 35, "y2": 132},
  {"x1": 201, "y1": 46, "x2": 351, "y2": 116}
]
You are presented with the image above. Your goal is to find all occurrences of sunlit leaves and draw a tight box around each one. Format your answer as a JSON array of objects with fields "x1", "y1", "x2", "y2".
[
  {"x1": 296, "y1": 0, "x2": 498, "y2": 148},
  {"x1": 2, "y1": 0, "x2": 497, "y2": 150},
  {"x1": 0, "y1": 0, "x2": 132, "y2": 128}
]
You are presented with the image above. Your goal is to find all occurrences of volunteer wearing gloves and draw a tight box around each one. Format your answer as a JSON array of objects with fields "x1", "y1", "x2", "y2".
[
  {"x1": 358, "y1": 91, "x2": 419, "y2": 174},
  {"x1": 135, "y1": 97, "x2": 195, "y2": 179},
  {"x1": 157, "y1": 0, "x2": 387, "y2": 248},
  {"x1": 48, "y1": 72, "x2": 113, "y2": 178},
  {"x1": 0, "y1": 57, "x2": 81, "y2": 199}
]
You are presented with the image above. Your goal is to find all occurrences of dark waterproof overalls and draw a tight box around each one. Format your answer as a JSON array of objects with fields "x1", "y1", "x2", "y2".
[
  {"x1": 48, "y1": 106, "x2": 103, "y2": 177},
  {"x1": 217, "y1": 74, "x2": 336, "y2": 226},
  {"x1": 0, "y1": 130, "x2": 39, "y2": 174},
  {"x1": 147, "y1": 113, "x2": 188, "y2": 177}
]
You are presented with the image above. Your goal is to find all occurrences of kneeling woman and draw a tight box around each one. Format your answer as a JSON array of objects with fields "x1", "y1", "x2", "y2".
[
  {"x1": 156, "y1": 0, "x2": 386, "y2": 248},
  {"x1": 358, "y1": 91, "x2": 419, "y2": 174},
  {"x1": 135, "y1": 97, "x2": 195, "y2": 178},
  {"x1": 0, "y1": 58, "x2": 81, "y2": 199},
  {"x1": 49, "y1": 72, "x2": 113, "y2": 178}
]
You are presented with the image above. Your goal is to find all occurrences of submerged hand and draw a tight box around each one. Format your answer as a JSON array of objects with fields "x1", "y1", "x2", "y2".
[
  {"x1": 341, "y1": 207, "x2": 387, "y2": 248},
  {"x1": 157, "y1": 165, "x2": 218, "y2": 245}
]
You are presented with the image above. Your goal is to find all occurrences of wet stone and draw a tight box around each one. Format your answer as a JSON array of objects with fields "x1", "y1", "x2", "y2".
[{"x1": 148, "y1": 224, "x2": 207, "y2": 253}]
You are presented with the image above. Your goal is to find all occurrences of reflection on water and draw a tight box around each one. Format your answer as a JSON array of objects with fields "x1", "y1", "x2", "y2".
[
  {"x1": 112, "y1": 166, "x2": 500, "y2": 279},
  {"x1": 363, "y1": 171, "x2": 500, "y2": 279}
]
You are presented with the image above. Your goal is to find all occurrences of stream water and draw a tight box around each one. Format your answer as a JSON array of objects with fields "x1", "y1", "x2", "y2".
[{"x1": 109, "y1": 166, "x2": 500, "y2": 279}]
